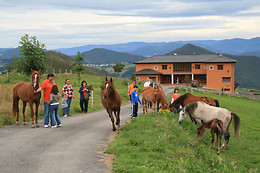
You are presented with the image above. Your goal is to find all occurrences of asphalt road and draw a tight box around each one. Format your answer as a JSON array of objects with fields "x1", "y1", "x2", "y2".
[{"x1": 0, "y1": 86, "x2": 173, "y2": 173}]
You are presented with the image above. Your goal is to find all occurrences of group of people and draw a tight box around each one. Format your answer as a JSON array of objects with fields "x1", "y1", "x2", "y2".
[
  {"x1": 128, "y1": 77, "x2": 181, "y2": 118},
  {"x1": 35, "y1": 73, "x2": 90, "y2": 128}
]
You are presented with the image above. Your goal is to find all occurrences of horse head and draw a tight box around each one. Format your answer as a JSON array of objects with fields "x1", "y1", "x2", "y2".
[
  {"x1": 31, "y1": 69, "x2": 41, "y2": 92},
  {"x1": 102, "y1": 77, "x2": 115, "y2": 99},
  {"x1": 197, "y1": 126, "x2": 205, "y2": 137},
  {"x1": 178, "y1": 107, "x2": 187, "y2": 124}
]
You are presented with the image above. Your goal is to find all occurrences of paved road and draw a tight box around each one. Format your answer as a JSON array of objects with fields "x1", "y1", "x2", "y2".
[{"x1": 0, "y1": 86, "x2": 173, "y2": 173}]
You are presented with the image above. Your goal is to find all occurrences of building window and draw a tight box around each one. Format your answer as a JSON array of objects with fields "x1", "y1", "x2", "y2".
[
  {"x1": 195, "y1": 64, "x2": 200, "y2": 69},
  {"x1": 162, "y1": 65, "x2": 167, "y2": 70},
  {"x1": 223, "y1": 77, "x2": 231, "y2": 82},
  {"x1": 174, "y1": 63, "x2": 191, "y2": 72},
  {"x1": 224, "y1": 88, "x2": 230, "y2": 91},
  {"x1": 136, "y1": 77, "x2": 140, "y2": 81},
  {"x1": 218, "y1": 65, "x2": 223, "y2": 70},
  {"x1": 209, "y1": 66, "x2": 214, "y2": 70},
  {"x1": 204, "y1": 65, "x2": 207, "y2": 69},
  {"x1": 154, "y1": 66, "x2": 158, "y2": 70}
]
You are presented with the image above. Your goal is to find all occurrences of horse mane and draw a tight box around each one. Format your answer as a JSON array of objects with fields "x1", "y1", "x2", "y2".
[{"x1": 170, "y1": 93, "x2": 189, "y2": 108}]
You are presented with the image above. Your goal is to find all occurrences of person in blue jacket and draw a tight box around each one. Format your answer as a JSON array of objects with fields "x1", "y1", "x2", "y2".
[
  {"x1": 79, "y1": 81, "x2": 90, "y2": 113},
  {"x1": 131, "y1": 85, "x2": 142, "y2": 118}
]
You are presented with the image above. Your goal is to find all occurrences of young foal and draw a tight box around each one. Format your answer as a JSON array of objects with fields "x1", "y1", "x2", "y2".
[
  {"x1": 155, "y1": 87, "x2": 168, "y2": 111},
  {"x1": 142, "y1": 86, "x2": 157, "y2": 114},
  {"x1": 197, "y1": 118, "x2": 224, "y2": 154}
]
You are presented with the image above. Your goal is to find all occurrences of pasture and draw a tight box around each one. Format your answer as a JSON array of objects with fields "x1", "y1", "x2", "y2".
[
  {"x1": 106, "y1": 90, "x2": 260, "y2": 172},
  {"x1": 0, "y1": 72, "x2": 141, "y2": 127}
]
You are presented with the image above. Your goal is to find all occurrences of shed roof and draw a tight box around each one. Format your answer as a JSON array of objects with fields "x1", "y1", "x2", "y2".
[
  {"x1": 135, "y1": 69, "x2": 162, "y2": 75},
  {"x1": 135, "y1": 54, "x2": 237, "y2": 64}
]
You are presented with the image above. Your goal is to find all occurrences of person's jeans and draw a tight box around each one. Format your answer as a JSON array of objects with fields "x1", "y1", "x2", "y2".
[
  {"x1": 66, "y1": 97, "x2": 72, "y2": 115},
  {"x1": 132, "y1": 103, "x2": 138, "y2": 118},
  {"x1": 50, "y1": 104, "x2": 61, "y2": 126},
  {"x1": 62, "y1": 108, "x2": 67, "y2": 116},
  {"x1": 80, "y1": 99, "x2": 89, "y2": 113},
  {"x1": 44, "y1": 102, "x2": 50, "y2": 125}
]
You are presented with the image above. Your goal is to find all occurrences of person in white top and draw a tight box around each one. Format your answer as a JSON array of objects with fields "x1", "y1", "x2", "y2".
[{"x1": 144, "y1": 78, "x2": 151, "y2": 87}]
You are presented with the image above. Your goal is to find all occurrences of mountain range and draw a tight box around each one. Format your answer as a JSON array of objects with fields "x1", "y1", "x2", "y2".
[{"x1": 54, "y1": 37, "x2": 260, "y2": 57}]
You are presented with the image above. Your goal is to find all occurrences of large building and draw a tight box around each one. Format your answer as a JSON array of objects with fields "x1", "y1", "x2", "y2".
[{"x1": 134, "y1": 54, "x2": 237, "y2": 93}]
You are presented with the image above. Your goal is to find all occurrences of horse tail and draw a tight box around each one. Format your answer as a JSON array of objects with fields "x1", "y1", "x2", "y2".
[
  {"x1": 231, "y1": 112, "x2": 240, "y2": 140},
  {"x1": 214, "y1": 99, "x2": 220, "y2": 107},
  {"x1": 217, "y1": 120, "x2": 224, "y2": 134},
  {"x1": 12, "y1": 87, "x2": 19, "y2": 117}
]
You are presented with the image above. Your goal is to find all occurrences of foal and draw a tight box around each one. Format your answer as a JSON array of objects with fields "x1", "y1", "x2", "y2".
[{"x1": 197, "y1": 118, "x2": 224, "y2": 154}]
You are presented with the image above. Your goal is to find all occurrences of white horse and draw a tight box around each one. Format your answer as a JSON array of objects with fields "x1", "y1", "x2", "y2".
[{"x1": 178, "y1": 101, "x2": 240, "y2": 148}]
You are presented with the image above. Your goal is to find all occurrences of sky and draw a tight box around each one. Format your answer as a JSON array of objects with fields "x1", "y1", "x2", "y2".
[{"x1": 0, "y1": 0, "x2": 260, "y2": 49}]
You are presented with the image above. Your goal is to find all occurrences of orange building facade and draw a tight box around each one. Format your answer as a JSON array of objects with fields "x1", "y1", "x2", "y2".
[{"x1": 134, "y1": 54, "x2": 236, "y2": 93}]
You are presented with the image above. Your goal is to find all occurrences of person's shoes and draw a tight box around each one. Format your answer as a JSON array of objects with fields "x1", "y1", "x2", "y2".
[
  {"x1": 57, "y1": 124, "x2": 62, "y2": 127},
  {"x1": 81, "y1": 111, "x2": 84, "y2": 113},
  {"x1": 63, "y1": 115, "x2": 67, "y2": 118},
  {"x1": 44, "y1": 125, "x2": 48, "y2": 128},
  {"x1": 68, "y1": 114, "x2": 71, "y2": 116},
  {"x1": 85, "y1": 112, "x2": 88, "y2": 114},
  {"x1": 51, "y1": 125, "x2": 57, "y2": 128}
]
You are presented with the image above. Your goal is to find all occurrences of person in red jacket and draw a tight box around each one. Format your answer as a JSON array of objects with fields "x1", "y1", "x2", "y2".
[{"x1": 171, "y1": 88, "x2": 181, "y2": 113}]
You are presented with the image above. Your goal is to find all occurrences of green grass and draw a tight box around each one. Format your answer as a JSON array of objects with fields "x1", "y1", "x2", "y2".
[{"x1": 106, "y1": 90, "x2": 260, "y2": 172}]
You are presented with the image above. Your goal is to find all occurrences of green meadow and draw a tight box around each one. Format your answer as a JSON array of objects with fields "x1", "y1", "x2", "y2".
[{"x1": 106, "y1": 90, "x2": 260, "y2": 172}]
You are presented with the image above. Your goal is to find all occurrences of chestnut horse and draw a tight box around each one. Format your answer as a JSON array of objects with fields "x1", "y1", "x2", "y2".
[
  {"x1": 12, "y1": 69, "x2": 41, "y2": 128},
  {"x1": 155, "y1": 87, "x2": 168, "y2": 111},
  {"x1": 142, "y1": 86, "x2": 157, "y2": 114},
  {"x1": 169, "y1": 93, "x2": 219, "y2": 112},
  {"x1": 101, "y1": 77, "x2": 121, "y2": 133},
  {"x1": 197, "y1": 118, "x2": 224, "y2": 154}
]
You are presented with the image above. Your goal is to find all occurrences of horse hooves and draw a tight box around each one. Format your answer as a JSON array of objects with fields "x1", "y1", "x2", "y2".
[
  {"x1": 16, "y1": 122, "x2": 19, "y2": 125},
  {"x1": 23, "y1": 122, "x2": 28, "y2": 125},
  {"x1": 31, "y1": 125, "x2": 35, "y2": 128},
  {"x1": 112, "y1": 128, "x2": 116, "y2": 131},
  {"x1": 36, "y1": 124, "x2": 40, "y2": 128}
]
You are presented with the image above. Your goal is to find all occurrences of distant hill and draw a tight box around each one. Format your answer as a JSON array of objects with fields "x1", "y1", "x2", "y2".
[
  {"x1": 45, "y1": 51, "x2": 73, "y2": 73},
  {"x1": 79, "y1": 48, "x2": 144, "y2": 64},
  {"x1": 166, "y1": 44, "x2": 215, "y2": 55},
  {"x1": 236, "y1": 50, "x2": 260, "y2": 57},
  {"x1": 0, "y1": 48, "x2": 20, "y2": 59}
]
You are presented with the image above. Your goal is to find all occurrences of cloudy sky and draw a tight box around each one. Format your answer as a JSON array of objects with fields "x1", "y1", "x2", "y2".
[{"x1": 0, "y1": 0, "x2": 260, "y2": 49}]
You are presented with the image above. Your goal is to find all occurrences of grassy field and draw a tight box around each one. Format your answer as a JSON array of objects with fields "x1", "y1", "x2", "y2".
[
  {"x1": 0, "y1": 72, "x2": 143, "y2": 127},
  {"x1": 106, "y1": 90, "x2": 260, "y2": 172}
]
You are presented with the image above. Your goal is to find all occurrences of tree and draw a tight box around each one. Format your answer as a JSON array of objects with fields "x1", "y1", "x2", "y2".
[
  {"x1": 12, "y1": 34, "x2": 46, "y2": 75},
  {"x1": 71, "y1": 52, "x2": 85, "y2": 85},
  {"x1": 113, "y1": 62, "x2": 125, "y2": 77}
]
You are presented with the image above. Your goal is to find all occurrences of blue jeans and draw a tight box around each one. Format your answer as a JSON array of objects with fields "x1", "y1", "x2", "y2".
[
  {"x1": 44, "y1": 102, "x2": 50, "y2": 125},
  {"x1": 62, "y1": 108, "x2": 67, "y2": 116},
  {"x1": 50, "y1": 104, "x2": 61, "y2": 126},
  {"x1": 66, "y1": 97, "x2": 72, "y2": 115}
]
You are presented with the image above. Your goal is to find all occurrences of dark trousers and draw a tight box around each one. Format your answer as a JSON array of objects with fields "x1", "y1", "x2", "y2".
[
  {"x1": 133, "y1": 103, "x2": 138, "y2": 117},
  {"x1": 80, "y1": 99, "x2": 89, "y2": 113}
]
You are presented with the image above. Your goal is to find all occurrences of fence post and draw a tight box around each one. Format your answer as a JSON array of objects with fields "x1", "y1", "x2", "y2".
[
  {"x1": 53, "y1": 68, "x2": 55, "y2": 73},
  {"x1": 59, "y1": 69, "x2": 61, "y2": 74},
  {"x1": 65, "y1": 69, "x2": 67, "y2": 73},
  {"x1": 91, "y1": 90, "x2": 94, "y2": 107},
  {"x1": 70, "y1": 69, "x2": 72, "y2": 74}
]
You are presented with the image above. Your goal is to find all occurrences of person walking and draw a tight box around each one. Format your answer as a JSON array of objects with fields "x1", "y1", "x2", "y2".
[
  {"x1": 79, "y1": 81, "x2": 90, "y2": 114},
  {"x1": 171, "y1": 88, "x2": 181, "y2": 113},
  {"x1": 61, "y1": 93, "x2": 68, "y2": 117},
  {"x1": 35, "y1": 73, "x2": 56, "y2": 128},
  {"x1": 128, "y1": 80, "x2": 135, "y2": 117},
  {"x1": 48, "y1": 85, "x2": 62, "y2": 128},
  {"x1": 131, "y1": 85, "x2": 142, "y2": 118},
  {"x1": 62, "y1": 79, "x2": 74, "y2": 116}
]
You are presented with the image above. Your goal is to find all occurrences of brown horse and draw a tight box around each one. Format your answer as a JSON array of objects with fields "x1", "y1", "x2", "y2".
[
  {"x1": 155, "y1": 87, "x2": 168, "y2": 111},
  {"x1": 12, "y1": 69, "x2": 41, "y2": 128},
  {"x1": 142, "y1": 86, "x2": 157, "y2": 114},
  {"x1": 197, "y1": 118, "x2": 224, "y2": 154},
  {"x1": 101, "y1": 77, "x2": 121, "y2": 133},
  {"x1": 169, "y1": 93, "x2": 219, "y2": 112}
]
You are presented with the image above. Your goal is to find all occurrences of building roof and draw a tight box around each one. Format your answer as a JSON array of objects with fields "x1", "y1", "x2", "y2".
[
  {"x1": 135, "y1": 69, "x2": 162, "y2": 75},
  {"x1": 135, "y1": 54, "x2": 237, "y2": 64}
]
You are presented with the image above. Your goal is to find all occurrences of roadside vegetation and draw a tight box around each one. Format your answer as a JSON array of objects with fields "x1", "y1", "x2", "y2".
[
  {"x1": 0, "y1": 72, "x2": 142, "y2": 127},
  {"x1": 106, "y1": 90, "x2": 260, "y2": 172}
]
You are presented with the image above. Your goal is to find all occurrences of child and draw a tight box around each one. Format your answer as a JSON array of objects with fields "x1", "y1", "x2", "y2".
[
  {"x1": 171, "y1": 88, "x2": 181, "y2": 113},
  {"x1": 61, "y1": 93, "x2": 68, "y2": 118},
  {"x1": 131, "y1": 85, "x2": 142, "y2": 118},
  {"x1": 48, "y1": 85, "x2": 62, "y2": 128}
]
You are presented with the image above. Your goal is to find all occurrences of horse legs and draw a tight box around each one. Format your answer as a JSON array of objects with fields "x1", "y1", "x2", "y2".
[
  {"x1": 217, "y1": 132, "x2": 222, "y2": 155},
  {"x1": 14, "y1": 98, "x2": 20, "y2": 125},
  {"x1": 152, "y1": 101, "x2": 156, "y2": 113},
  {"x1": 29, "y1": 102, "x2": 35, "y2": 128},
  {"x1": 22, "y1": 101, "x2": 27, "y2": 125},
  {"x1": 35, "y1": 101, "x2": 40, "y2": 127},
  {"x1": 107, "y1": 109, "x2": 116, "y2": 131},
  {"x1": 115, "y1": 110, "x2": 120, "y2": 133},
  {"x1": 209, "y1": 130, "x2": 215, "y2": 149},
  {"x1": 223, "y1": 131, "x2": 230, "y2": 149}
]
